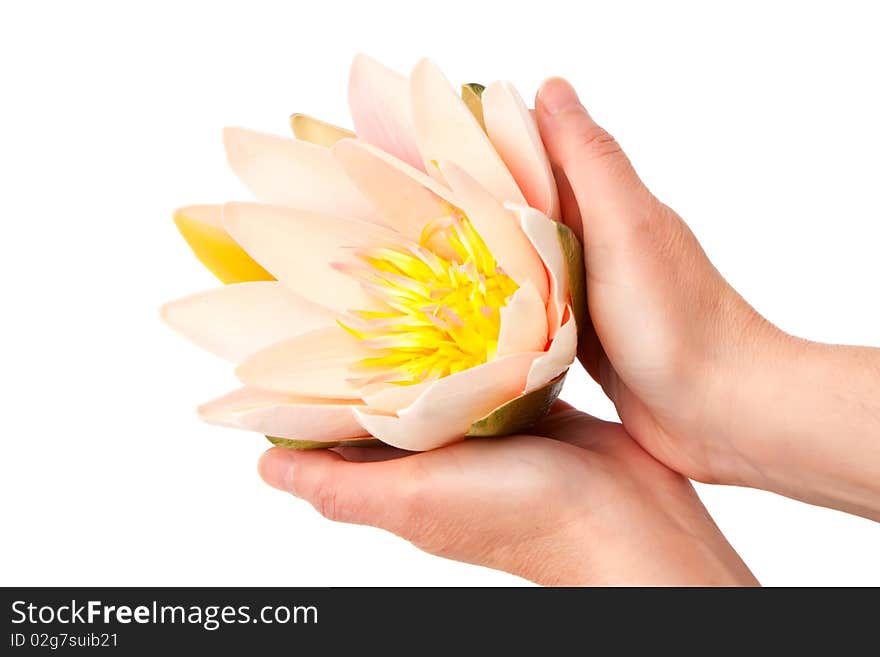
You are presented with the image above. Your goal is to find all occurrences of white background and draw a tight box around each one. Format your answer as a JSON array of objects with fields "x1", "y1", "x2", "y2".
[{"x1": 2, "y1": 1, "x2": 878, "y2": 586}]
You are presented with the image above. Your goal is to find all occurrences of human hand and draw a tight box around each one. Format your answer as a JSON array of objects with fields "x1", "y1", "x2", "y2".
[
  {"x1": 259, "y1": 404, "x2": 757, "y2": 586},
  {"x1": 534, "y1": 79, "x2": 880, "y2": 518}
]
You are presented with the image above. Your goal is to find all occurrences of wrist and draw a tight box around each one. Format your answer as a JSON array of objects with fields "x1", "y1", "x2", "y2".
[
  {"x1": 687, "y1": 299, "x2": 794, "y2": 487},
  {"x1": 720, "y1": 331, "x2": 812, "y2": 487},
  {"x1": 711, "y1": 331, "x2": 880, "y2": 518}
]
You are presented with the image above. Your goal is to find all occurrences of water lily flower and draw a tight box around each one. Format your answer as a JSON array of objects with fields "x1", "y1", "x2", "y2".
[{"x1": 162, "y1": 56, "x2": 585, "y2": 451}]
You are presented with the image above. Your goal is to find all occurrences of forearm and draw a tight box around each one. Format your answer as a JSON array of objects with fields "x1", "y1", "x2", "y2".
[{"x1": 726, "y1": 336, "x2": 880, "y2": 519}]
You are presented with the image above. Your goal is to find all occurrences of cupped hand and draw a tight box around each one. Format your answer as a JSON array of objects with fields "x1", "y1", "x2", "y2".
[
  {"x1": 534, "y1": 79, "x2": 880, "y2": 518},
  {"x1": 259, "y1": 404, "x2": 757, "y2": 586},
  {"x1": 535, "y1": 79, "x2": 790, "y2": 485}
]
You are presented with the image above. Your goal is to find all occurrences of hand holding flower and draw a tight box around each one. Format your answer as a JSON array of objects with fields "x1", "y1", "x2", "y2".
[
  {"x1": 258, "y1": 403, "x2": 758, "y2": 586},
  {"x1": 163, "y1": 57, "x2": 880, "y2": 586},
  {"x1": 535, "y1": 78, "x2": 880, "y2": 520}
]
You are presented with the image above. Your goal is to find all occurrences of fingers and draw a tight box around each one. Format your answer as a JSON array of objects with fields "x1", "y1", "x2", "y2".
[
  {"x1": 550, "y1": 162, "x2": 584, "y2": 245},
  {"x1": 258, "y1": 447, "x2": 410, "y2": 531},
  {"x1": 535, "y1": 78, "x2": 677, "y2": 276},
  {"x1": 535, "y1": 77, "x2": 738, "y2": 383},
  {"x1": 535, "y1": 79, "x2": 655, "y2": 229}
]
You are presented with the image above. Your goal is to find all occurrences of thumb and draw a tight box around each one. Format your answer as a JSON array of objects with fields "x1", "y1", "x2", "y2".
[
  {"x1": 535, "y1": 78, "x2": 739, "y2": 386},
  {"x1": 535, "y1": 78, "x2": 672, "y2": 267},
  {"x1": 258, "y1": 447, "x2": 411, "y2": 532}
]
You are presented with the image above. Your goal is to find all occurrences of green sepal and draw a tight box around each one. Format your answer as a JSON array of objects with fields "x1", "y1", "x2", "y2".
[
  {"x1": 466, "y1": 372, "x2": 567, "y2": 437},
  {"x1": 556, "y1": 222, "x2": 587, "y2": 336},
  {"x1": 266, "y1": 436, "x2": 383, "y2": 450},
  {"x1": 461, "y1": 83, "x2": 487, "y2": 131}
]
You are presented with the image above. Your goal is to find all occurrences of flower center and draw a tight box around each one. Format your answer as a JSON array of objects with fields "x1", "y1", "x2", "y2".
[{"x1": 340, "y1": 214, "x2": 518, "y2": 387}]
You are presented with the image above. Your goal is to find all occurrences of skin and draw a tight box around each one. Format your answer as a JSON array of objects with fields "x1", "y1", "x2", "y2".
[
  {"x1": 259, "y1": 77, "x2": 880, "y2": 584},
  {"x1": 533, "y1": 78, "x2": 880, "y2": 520},
  {"x1": 260, "y1": 403, "x2": 757, "y2": 586}
]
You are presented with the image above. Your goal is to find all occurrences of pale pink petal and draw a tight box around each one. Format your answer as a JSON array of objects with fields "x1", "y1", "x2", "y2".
[
  {"x1": 496, "y1": 281, "x2": 548, "y2": 357},
  {"x1": 177, "y1": 203, "x2": 223, "y2": 229},
  {"x1": 360, "y1": 380, "x2": 432, "y2": 414},
  {"x1": 332, "y1": 138, "x2": 455, "y2": 243},
  {"x1": 410, "y1": 59, "x2": 526, "y2": 205},
  {"x1": 509, "y1": 204, "x2": 568, "y2": 337},
  {"x1": 353, "y1": 352, "x2": 540, "y2": 450},
  {"x1": 161, "y1": 281, "x2": 337, "y2": 362},
  {"x1": 525, "y1": 311, "x2": 577, "y2": 393},
  {"x1": 482, "y1": 81, "x2": 560, "y2": 219},
  {"x1": 199, "y1": 387, "x2": 366, "y2": 441},
  {"x1": 348, "y1": 54, "x2": 423, "y2": 170},
  {"x1": 236, "y1": 326, "x2": 371, "y2": 399},
  {"x1": 223, "y1": 127, "x2": 379, "y2": 223},
  {"x1": 439, "y1": 161, "x2": 549, "y2": 300},
  {"x1": 222, "y1": 202, "x2": 401, "y2": 315}
]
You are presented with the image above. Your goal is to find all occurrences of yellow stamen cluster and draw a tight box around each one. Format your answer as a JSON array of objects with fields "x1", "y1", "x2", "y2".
[{"x1": 340, "y1": 215, "x2": 518, "y2": 386}]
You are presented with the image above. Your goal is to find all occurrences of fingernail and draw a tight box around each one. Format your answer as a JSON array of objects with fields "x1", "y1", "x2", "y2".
[
  {"x1": 258, "y1": 449, "x2": 293, "y2": 492},
  {"x1": 538, "y1": 77, "x2": 582, "y2": 115}
]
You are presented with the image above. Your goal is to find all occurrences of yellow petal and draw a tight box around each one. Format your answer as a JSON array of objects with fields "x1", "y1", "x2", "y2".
[
  {"x1": 173, "y1": 205, "x2": 273, "y2": 284},
  {"x1": 461, "y1": 83, "x2": 486, "y2": 131},
  {"x1": 289, "y1": 113, "x2": 355, "y2": 147}
]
